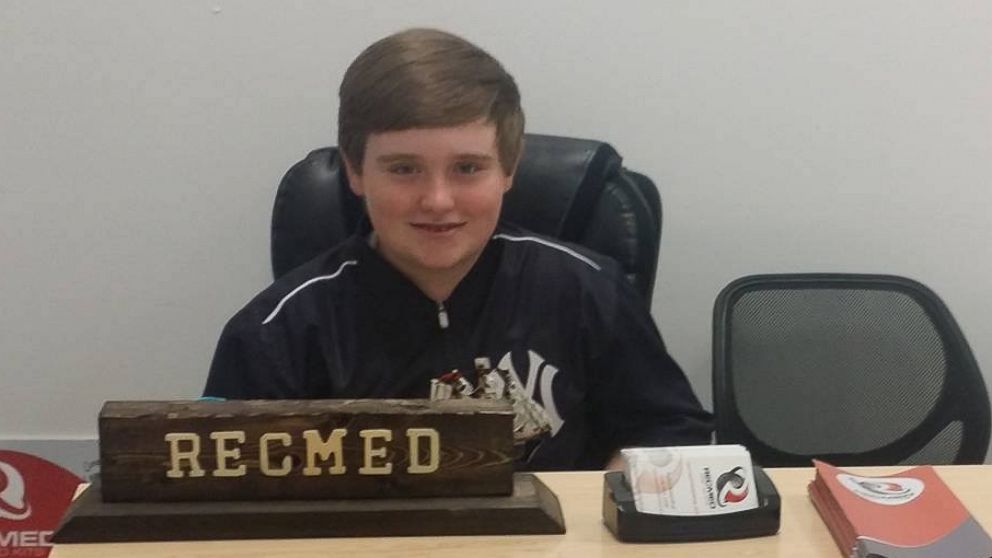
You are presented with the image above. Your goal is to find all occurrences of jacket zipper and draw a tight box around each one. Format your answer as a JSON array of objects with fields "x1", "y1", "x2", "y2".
[{"x1": 437, "y1": 302, "x2": 450, "y2": 330}]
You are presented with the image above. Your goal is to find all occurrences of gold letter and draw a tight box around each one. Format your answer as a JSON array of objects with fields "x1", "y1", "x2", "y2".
[
  {"x1": 359, "y1": 429, "x2": 393, "y2": 475},
  {"x1": 302, "y1": 428, "x2": 347, "y2": 475},
  {"x1": 406, "y1": 428, "x2": 440, "y2": 474},
  {"x1": 210, "y1": 431, "x2": 247, "y2": 477},
  {"x1": 259, "y1": 432, "x2": 292, "y2": 477},
  {"x1": 164, "y1": 433, "x2": 205, "y2": 478}
]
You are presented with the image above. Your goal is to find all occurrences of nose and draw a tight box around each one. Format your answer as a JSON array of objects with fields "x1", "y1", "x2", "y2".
[{"x1": 419, "y1": 173, "x2": 456, "y2": 213}]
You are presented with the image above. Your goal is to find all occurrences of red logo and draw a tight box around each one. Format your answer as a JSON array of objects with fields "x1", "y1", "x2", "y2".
[
  {"x1": 0, "y1": 461, "x2": 32, "y2": 521},
  {"x1": 716, "y1": 466, "x2": 750, "y2": 507},
  {"x1": 0, "y1": 450, "x2": 82, "y2": 557}
]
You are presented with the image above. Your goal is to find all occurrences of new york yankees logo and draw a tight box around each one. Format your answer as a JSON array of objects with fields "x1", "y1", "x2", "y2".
[{"x1": 495, "y1": 349, "x2": 564, "y2": 436}]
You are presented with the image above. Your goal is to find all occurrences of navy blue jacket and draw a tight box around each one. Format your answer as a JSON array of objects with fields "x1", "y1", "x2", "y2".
[{"x1": 205, "y1": 224, "x2": 713, "y2": 469}]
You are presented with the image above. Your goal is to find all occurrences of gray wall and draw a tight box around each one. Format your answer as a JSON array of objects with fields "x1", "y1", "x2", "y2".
[{"x1": 2, "y1": 1, "x2": 991, "y2": 463}]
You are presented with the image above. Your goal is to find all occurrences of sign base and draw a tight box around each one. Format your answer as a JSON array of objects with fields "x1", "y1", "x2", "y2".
[{"x1": 54, "y1": 473, "x2": 564, "y2": 542}]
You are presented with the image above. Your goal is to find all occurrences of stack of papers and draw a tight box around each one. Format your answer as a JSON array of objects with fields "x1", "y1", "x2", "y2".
[
  {"x1": 621, "y1": 445, "x2": 759, "y2": 516},
  {"x1": 808, "y1": 460, "x2": 992, "y2": 557}
]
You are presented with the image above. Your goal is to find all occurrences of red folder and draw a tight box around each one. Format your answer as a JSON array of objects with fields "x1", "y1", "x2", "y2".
[{"x1": 808, "y1": 460, "x2": 992, "y2": 557}]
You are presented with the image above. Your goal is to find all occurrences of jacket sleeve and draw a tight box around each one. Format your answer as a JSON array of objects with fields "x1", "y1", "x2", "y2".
[
  {"x1": 203, "y1": 304, "x2": 309, "y2": 399},
  {"x1": 586, "y1": 274, "x2": 714, "y2": 460}
]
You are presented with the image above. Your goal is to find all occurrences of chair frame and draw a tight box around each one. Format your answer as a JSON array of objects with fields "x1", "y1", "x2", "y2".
[{"x1": 713, "y1": 273, "x2": 991, "y2": 466}]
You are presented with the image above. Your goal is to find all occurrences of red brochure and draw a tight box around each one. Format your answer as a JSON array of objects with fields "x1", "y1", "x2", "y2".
[{"x1": 808, "y1": 460, "x2": 992, "y2": 558}]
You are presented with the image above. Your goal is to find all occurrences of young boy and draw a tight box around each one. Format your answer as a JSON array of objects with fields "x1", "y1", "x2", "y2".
[{"x1": 204, "y1": 28, "x2": 712, "y2": 470}]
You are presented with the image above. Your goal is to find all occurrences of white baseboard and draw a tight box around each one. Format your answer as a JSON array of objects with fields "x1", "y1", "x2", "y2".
[{"x1": 0, "y1": 438, "x2": 99, "y2": 479}]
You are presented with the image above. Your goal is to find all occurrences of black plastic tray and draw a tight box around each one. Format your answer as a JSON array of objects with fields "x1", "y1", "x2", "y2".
[{"x1": 602, "y1": 465, "x2": 780, "y2": 542}]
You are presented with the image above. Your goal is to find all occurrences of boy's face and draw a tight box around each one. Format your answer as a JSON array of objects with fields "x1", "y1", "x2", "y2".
[{"x1": 345, "y1": 119, "x2": 512, "y2": 288}]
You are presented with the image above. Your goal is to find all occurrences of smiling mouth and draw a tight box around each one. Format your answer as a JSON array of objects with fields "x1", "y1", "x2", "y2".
[{"x1": 412, "y1": 223, "x2": 465, "y2": 233}]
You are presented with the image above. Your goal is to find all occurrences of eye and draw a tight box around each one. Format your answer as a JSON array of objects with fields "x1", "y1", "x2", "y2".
[
  {"x1": 454, "y1": 161, "x2": 482, "y2": 175},
  {"x1": 388, "y1": 163, "x2": 418, "y2": 175}
]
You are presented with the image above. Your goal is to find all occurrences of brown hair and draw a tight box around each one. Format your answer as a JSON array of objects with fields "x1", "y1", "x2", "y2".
[{"x1": 338, "y1": 28, "x2": 525, "y2": 176}]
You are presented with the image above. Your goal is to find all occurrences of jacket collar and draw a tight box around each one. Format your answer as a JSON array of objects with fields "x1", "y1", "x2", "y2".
[{"x1": 351, "y1": 226, "x2": 504, "y2": 332}]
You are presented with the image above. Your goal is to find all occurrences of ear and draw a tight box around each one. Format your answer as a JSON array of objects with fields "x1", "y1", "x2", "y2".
[
  {"x1": 503, "y1": 172, "x2": 515, "y2": 193},
  {"x1": 343, "y1": 155, "x2": 364, "y2": 197},
  {"x1": 502, "y1": 140, "x2": 524, "y2": 193}
]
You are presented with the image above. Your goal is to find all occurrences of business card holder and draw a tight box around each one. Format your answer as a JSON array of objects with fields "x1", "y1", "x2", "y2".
[{"x1": 602, "y1": 465, "x2": 780, "y2": 542}]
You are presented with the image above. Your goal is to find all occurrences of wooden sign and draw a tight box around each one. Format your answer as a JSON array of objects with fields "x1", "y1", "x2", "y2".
[{"x1": 99, "y1": 399, "x2": 515, "y2": 502}]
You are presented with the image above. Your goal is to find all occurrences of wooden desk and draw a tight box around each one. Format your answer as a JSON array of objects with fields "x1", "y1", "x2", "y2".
[{"x1": 51, "y1": 465, "x2": 992, "y2": 558}]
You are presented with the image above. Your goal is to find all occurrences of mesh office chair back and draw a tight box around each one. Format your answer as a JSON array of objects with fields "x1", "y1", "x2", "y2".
[
  {"x1": 270, "y1": 133, "x2": 662, "y2": 304},
  {"x1": 713, "y1": 273, "x2": 990, "y2": 466}
]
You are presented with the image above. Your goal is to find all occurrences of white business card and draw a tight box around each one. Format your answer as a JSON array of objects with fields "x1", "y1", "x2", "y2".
[{"x1": 621, "y1": 445, "x2": 759, "y2": 516}]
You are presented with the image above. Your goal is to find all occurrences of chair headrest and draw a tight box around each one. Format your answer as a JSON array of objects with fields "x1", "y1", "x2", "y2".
[{"x1": 503, "y1": 134, "x2": 622, "y2": 239}]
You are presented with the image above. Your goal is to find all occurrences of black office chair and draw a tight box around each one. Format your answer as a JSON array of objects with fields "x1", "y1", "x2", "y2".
[
  {"x1": 270, "y1": 133, "x2": 663, "y2": 304},
  {"x1": 713, "y1": 273, "x2": 990, "y2": 466}
]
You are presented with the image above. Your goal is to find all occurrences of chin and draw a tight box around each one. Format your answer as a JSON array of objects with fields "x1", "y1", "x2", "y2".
[
  {"x1": 413, "y1": 242, "x2": 483, "y2": 268},
  {"x1": 415, "y1": 254, "x2": 469, "y2": 271}
]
